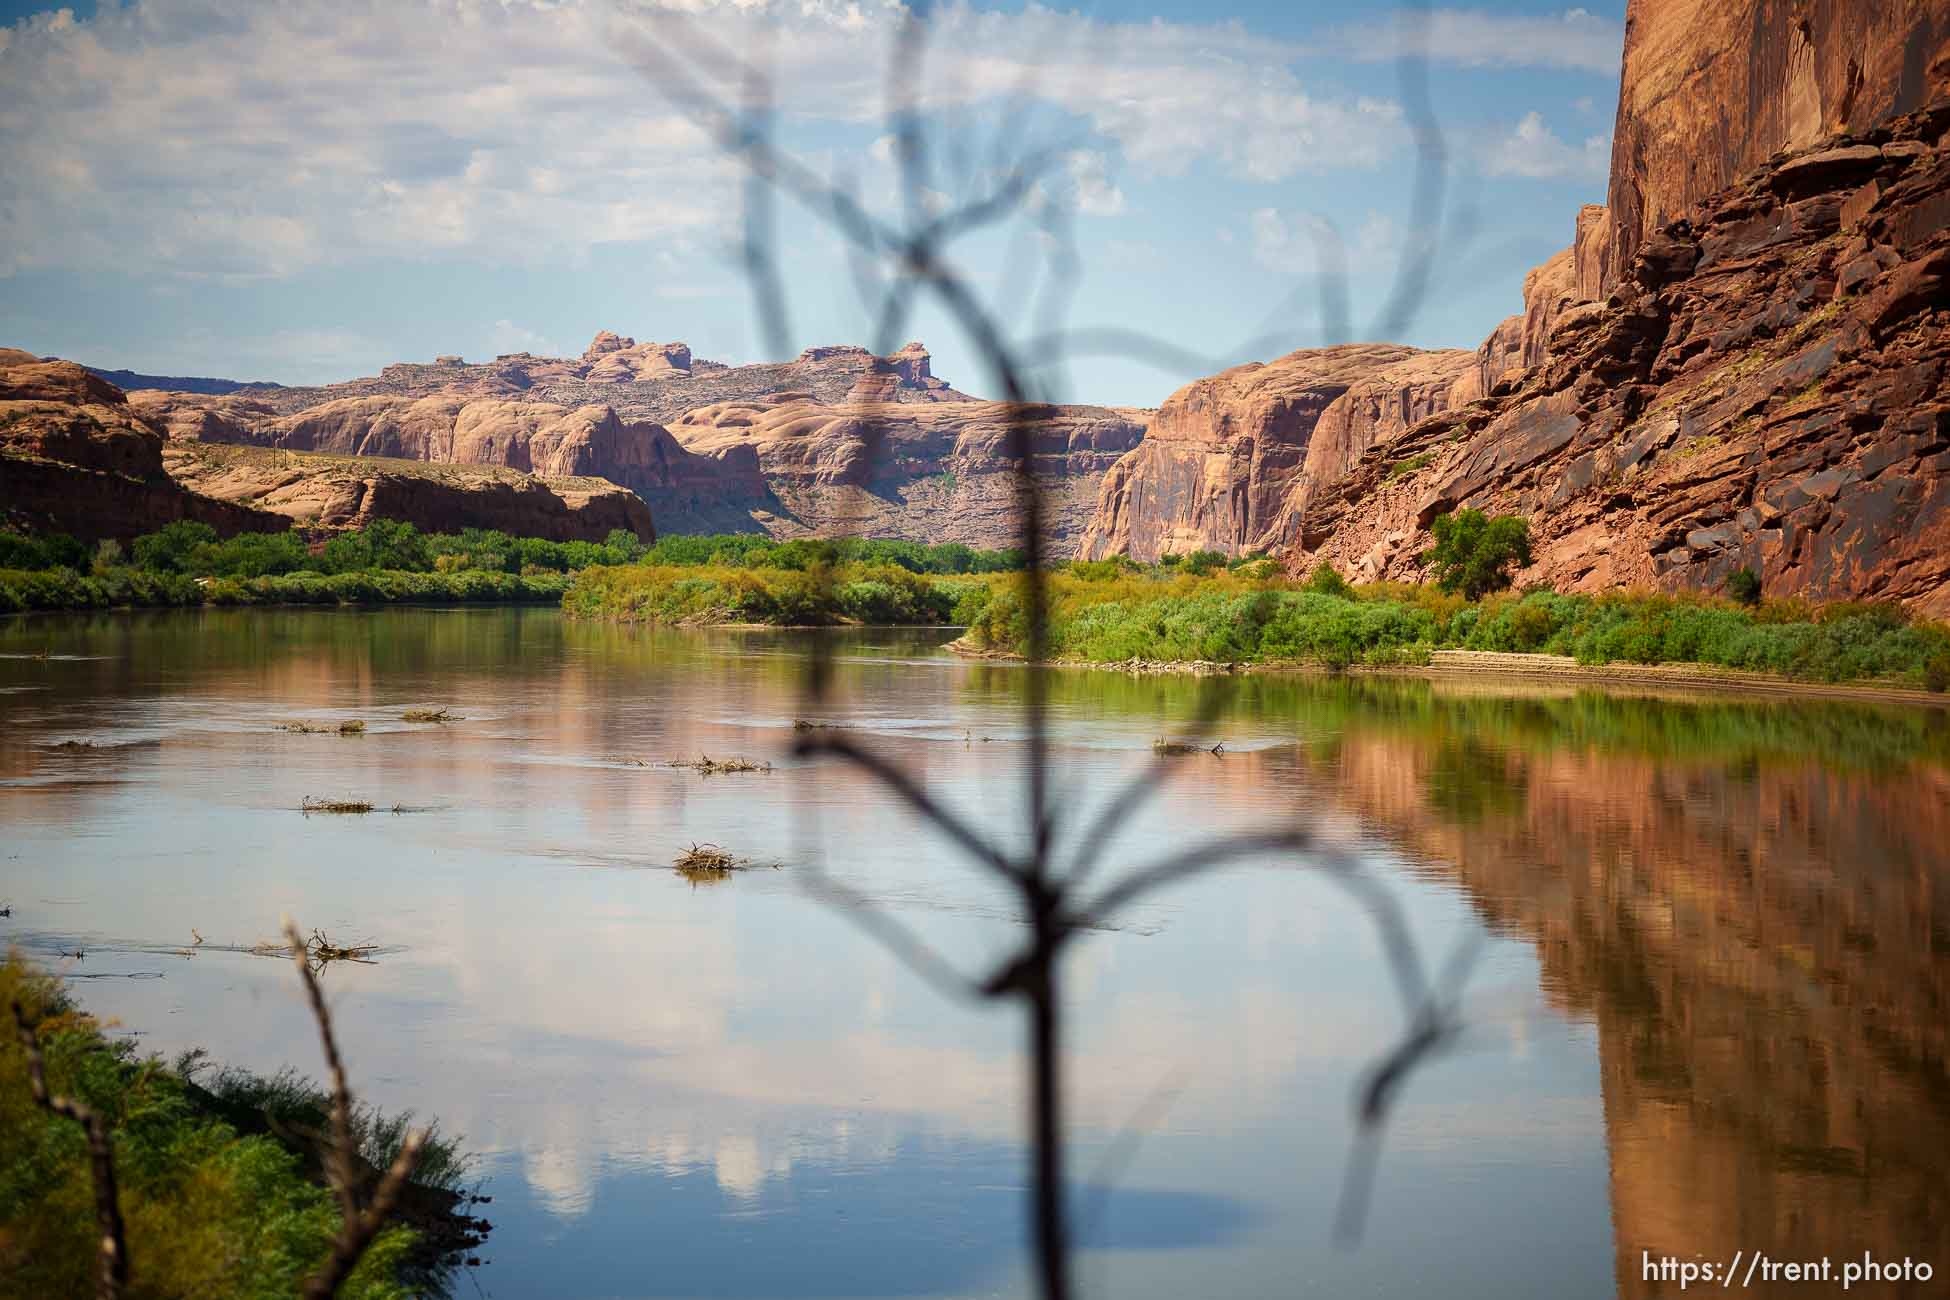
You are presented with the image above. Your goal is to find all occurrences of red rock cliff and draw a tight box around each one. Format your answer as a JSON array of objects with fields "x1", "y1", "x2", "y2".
[{"x1": 1606, "y1": 0, "x2": 1950, "y2": 289}]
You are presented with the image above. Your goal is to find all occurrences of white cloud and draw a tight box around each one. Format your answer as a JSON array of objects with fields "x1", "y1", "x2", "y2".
[
  {"x1": 0, "y1": 0, "x2": 1427, "y2": 279},
  {"x1": 1249, "y1": 208, "x2": 1406, "y2": 275},
  {"x1": 489, "y1": 319, "x2": 565, "y2": 358},
  {"x1": 1323, "y1": 7, "x2": 1622, "y2": 75},
  {"x1": 1481, "y1": 112, "x2": 1611, "y2": 180},
  {"x1": 1064, "y1": 151, "x2": 1126, "y2": 217}
]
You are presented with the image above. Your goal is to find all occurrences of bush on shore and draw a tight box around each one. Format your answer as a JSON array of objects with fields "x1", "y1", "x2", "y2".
[
  {"x1": 563, "y1": 562, "x2": 968, "y2": 626},
  {"x1": 1, "y1": 954, "x2": 453, "y2": 1297}
]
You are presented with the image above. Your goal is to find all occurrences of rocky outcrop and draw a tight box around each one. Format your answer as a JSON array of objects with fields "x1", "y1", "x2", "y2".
[
  {"x1": 1302, "y1": 98, "x2": 1950, "y2": 615},
  {"x1": 135, "y1": 389, "x2": 760, "y2": 536},
  {"x1": 164, "y1": 443, "x2": 655, "y2": 542},
  {"x1": 129, "y1": 337, "x2": 1134, "y2": 549},
  {"x1": 667, "y1": 395, "x2": 1146, "y2": 549},
  {"x1": 1605, "y1": 0, "x2": 1950, "y2": 290},
  {"x1": 0, "y1": 351, "x2": 286, "y2": 543},
  {"x1": 1078, "y1": 345, "x2": 1473, "y2": 561}
]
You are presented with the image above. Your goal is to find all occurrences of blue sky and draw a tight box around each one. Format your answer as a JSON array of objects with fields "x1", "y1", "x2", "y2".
[{"x1": 0, "y1": 1, "x2": 1623, "y2": 405}]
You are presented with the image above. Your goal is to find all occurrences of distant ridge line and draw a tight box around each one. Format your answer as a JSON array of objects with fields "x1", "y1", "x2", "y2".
[{"x1": 79, "y1": 363, "x2": 285, "y2": 395}]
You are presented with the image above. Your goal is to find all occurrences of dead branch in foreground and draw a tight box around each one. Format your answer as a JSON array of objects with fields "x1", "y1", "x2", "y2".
[
  {"x1": 283, "y1": 919, "x2": 426, "y2": 1300},
  {"x1": 11, "y1": 1000, "x2": 127, "y2": 1300}
]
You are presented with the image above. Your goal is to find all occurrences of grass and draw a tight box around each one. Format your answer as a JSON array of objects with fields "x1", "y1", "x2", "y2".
[
  {"x1": 1, "y1": 952, "x2": 470, "y2": 1296},
  {"x1": 563, "y1": 561, "x2": 975, "y2": 626},
  {"x1": 1386, "y1": 451, "x2": 1435, "y2": 479},
  {"x1": 0, "y1": 565, "x2": 570, "y2": 614},
  {"x1": 953, "y1": 571, "x2": 1950, "y2": 688}
]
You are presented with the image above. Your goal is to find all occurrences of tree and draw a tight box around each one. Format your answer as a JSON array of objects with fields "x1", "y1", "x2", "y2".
[
  {"x1": 131, "y1": 521, "x2": 219, "y2": 574},
  {"x1": 1421, "y1": 510, "x2": 1532, "y2": 599}
]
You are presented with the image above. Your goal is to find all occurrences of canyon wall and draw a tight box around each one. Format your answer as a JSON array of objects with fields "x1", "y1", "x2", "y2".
[
  {"x1": 1303, "y1": 98, "x2": 1950, "y2": 614},
  {"x1": 1077, "y1": 345, "x2": 1475, "y2": 562},
  {"x1": 1606, "y1": 0, "x2": 1950, "y2": 290}
]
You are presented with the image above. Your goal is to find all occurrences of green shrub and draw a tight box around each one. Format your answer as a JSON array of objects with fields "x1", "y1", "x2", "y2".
[
  {"x1": 1422, "y1": 509, "x2": 1533, "y2": 600},
  {"x1": 1180, "y1": 549, "x2": 1228, "y2": 577},
  {"x1": 1726, "y1": 567, "x2": 1762, "y2": 607},
  {"x1": 1926, "y1": 653, "x2": 1950, "y2": 694},
  {"x1": 131, "y1": 520, "x2": 220, "y2": 573},
  {"x1": 1304, "y1": 563, "x2": 1351, "y2": 598}
]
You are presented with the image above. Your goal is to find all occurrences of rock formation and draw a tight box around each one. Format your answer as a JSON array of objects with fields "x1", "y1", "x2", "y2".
[
  {"x1": 127, "y1": 336, "x2": 1138, "y2": 550},
  {"x1": 1302, "y1": 96, "x2": 1950, "y2": 615},
  {"x1": 668, "y1": 394, "x2": 1146, "y2": 549},
  {"x1": 1604, "y1": 0, "x2": 1950, "y2": 289},
  {"x1": 0, "y1": 349, "x2": 287, "y2": 543},
  {"x1": 164, "y1": 443, "x2": 655, "y2": 542},
  {"x1": 1, "y1": 350, "x2": 652, "y2": 545},
  {"x1": 1077, "y1": 345, "x2": 1475, "y2": 561}
]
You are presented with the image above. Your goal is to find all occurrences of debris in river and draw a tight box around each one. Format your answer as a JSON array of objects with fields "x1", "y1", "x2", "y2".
[
  {"x1": 401, "y1": 708, "x2": 462, "y2": 723},
  {"x1": 301, "y1": 796, "x2": 375, "y2": 814},
  {"x1": 253, "y1": 928, "x2": 380, "y2": 969},
  {"x1": 672, "y1": 842, "x2": 776, "y2": 884},
  {"x1": 666, "y1": 754, "x2": 772, "y2": 775},
  {"x1": 1152, "y1": 738, "x2": 1225, "y2": 756},
  {"x1": 277, "y1": 720, "x2": 366, "y2": 736},
  {"x1": 791, "y1": 719, "x2": 853, "y2": 731},
  {"x1": 48, "y1": 739, "x2": 97, "y2": 751}
]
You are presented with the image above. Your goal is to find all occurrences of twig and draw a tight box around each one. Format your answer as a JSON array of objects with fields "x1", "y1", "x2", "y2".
[
  {"x1": 12, "y1": 1000, "x2": 128, "y2": 1299},
  {"x1": 282, "y1": 920, "x2": 426, "y2": 1299}
]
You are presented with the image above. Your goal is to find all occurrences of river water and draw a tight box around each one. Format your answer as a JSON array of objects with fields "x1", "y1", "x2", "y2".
[{"x1": 3, "y1": 607, "x2": 1946, "y2": 1299}]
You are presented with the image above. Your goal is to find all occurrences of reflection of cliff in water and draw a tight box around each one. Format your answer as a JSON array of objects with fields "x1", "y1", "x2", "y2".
[{"x1": 1312, "y1": 684, "x2": 1950, "y2": 1298}]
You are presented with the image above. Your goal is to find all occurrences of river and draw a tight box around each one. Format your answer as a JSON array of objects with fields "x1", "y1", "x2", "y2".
[{"x1": 3, "y1": 607, "x2": 1946, "y2": 1299}]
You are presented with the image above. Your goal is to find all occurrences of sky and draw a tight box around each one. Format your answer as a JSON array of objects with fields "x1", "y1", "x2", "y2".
[{"x1": 0, "y1": 0, "x2": 1625, "y2": 406}]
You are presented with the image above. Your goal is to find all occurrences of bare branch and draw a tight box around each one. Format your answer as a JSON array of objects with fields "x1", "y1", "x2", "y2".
[
  {"x1": 1080, "y1": 828, "x2": 1342, "y2": 926},
  {"x1": 12, "y1": 1000, "x2": 127, "y2": 1300},
  {"x1": 796, "y1": 862, "x2": 990, "y2": 1005},
  {"x1": 791, "y1": 732, "x2": 1022, "y2": 883},
  {"x1": 284, "y1": 919, "x2": 427, "y2": 1299}
]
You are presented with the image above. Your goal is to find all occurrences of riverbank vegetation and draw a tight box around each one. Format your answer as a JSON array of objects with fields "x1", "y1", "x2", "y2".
[
  {"x1": 0, "y1": 953, "x2": 471, "y2": 1296},
  {"x1": 956, "y1": 568, "x2": 1950, "y2": 690},
  {"x1": 0, "y1": 519, "x2": 613, "y2": 613},
  {"x1": 563, "y1": 559, "x2": 979, "y2": 626}
]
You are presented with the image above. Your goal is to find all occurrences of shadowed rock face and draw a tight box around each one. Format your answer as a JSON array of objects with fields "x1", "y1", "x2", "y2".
[
  {"x1": 1301, "y1": 97, "x2": 1950, "y2": 614},
  {"x1": 1605, "y1": 0, "x2": 1950, "y2": 290},
  {"x1": 1077, "y1": 344, "x2": 1474, "y2": 561}
]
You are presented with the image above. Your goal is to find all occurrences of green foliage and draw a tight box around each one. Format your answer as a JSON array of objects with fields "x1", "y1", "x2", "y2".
[
  {"x1": 1303, "y1": 563, "x2": 1352, "y2": 598},
  {"x1": 1179, "y1": 549, "x2": 1228, "y2": 577},
  {"x1": 1421, "y1": 509, "x2": 1533, "y2": 599},
  {"x1": 637, "y1": 533, "x2": 1021, "y2": 574},
  {"x1": 1386, "y1": 451, "x2": 1434, "y2": 479},
  {"x1": 1926, "y1": 653, "x2": 1950, "y2": 694},
  {"x1": 0, "y1": 955, "x2": 443, "y2": 1298},
  {"x1": 130, "y1": 520, "x2": 220, "y2": 574},
  {"x1": 0, "y1": 530, "x2": 88, "y2": 571},
  {"x1": 1727, "y1": 567, "x2": 1763, "y2": 607},
  {"x1": 562, "y1": 562, "x2": 973, "y2": 627}
]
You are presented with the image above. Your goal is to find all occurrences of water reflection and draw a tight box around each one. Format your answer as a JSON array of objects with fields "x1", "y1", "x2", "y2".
[{"x1": 2, "y1": 609, "x2": 1944, "y2": 1297}]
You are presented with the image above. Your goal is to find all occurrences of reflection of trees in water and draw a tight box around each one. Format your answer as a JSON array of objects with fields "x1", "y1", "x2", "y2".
[
  {"x1": 1422, "y1": 738, "x2": 1526, "y2": 826},
  {"x1": 1318, "y1": 727, "x2": 1950, "y2": 1297}
]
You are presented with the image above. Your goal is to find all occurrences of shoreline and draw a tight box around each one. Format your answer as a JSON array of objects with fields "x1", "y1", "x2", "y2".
[{"x1": 945, "y1": 639, "x2": 1950, "y2": 709}]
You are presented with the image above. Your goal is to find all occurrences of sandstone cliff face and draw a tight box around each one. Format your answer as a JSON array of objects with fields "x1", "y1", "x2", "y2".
[
  {"x1": 1606, "y1": 0, "x2": 1950, "y2": 289},
  {"x1": 164, "y1": 443, "x2": 655, "y2": 542},
  {"x1": 667, "y1": 395, "x2": 1146, "y2": 549},
  {"x1": 1077, "y1": 344, "x2": 1473, "y2": 561},
  {"x1": 132, "y1": 337, "x2": 1135, "y2": 550},
  {"x1": 1303, "y1": 98, "x2": 1950, "y2": 614},
  {"x1": 0, "y1": 350, "x2": 287, "y2": 543},
  {"x1": 135, "y1": 389, "x2": 758, "y2": 536}
]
